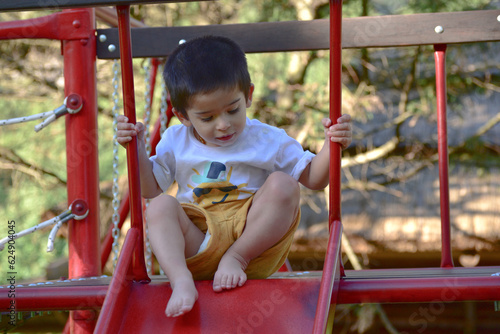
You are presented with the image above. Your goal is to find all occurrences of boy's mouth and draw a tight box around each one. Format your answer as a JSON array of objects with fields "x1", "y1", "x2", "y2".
[{"x1": 216, "y1": 133, "x2": 235, "y2": 142}]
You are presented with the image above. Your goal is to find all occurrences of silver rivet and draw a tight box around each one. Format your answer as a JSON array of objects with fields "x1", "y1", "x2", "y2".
[
  {"x1": 497, "y1": 15, "x2": 500, "y2": 22},
  {"x1": 179, "y1": 39, "x2": 186, "y2": 45},
  {"x1": 435, "y1": 25, "x2": 444, "y2": 34},
  {"x1": 108, "y1": 44, "x2": 116, "y2": 52},
  {"x1": 99, "y1": 34, "x2": 107, "y2": 42}
]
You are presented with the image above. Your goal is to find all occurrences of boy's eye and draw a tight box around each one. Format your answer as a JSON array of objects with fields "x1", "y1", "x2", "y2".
[
  {"x1": 201, "y1": 116, "x2": 213, "y2": 122},
  {"x1": 228, "y1": 108, "x2": 239, "y2": 114}
]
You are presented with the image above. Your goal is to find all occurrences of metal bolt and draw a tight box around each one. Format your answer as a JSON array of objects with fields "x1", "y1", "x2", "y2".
[
  {"x1": 108, "y1": 44, "x2": 116, "y2": 52},
  {"x1": 435, "y1": 25, "x2": 444, "y2": 34},
  {"x1": 99, "y1": 34, "x2": 107, "y2": 42},
  {"x1": 497, "y1": 15, "x2": 500, "y2": 22},
  {"x1": 179, "y1": 39, "x2": 186, "y2": 45}
]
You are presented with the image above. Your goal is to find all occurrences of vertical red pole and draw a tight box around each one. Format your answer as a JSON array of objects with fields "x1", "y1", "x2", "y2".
[
  {"x1": 63, "y1": 8, "x2": 101, "y2": 333},
  {"x1": 434, "y1": 44, "x2": 454, "y2": 268},
  {"x1": 116, "y1": 5, "x2": 150, "y2": 282},
  {"x1": 313, "y1": 1, "x2": 344, "y2": 333},
  {"x1": 329, "y1": 0, "x2": 343, "y2": 226}
]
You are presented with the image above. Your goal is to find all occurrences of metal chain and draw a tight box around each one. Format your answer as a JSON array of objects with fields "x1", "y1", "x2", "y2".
[
  {"x1": 143, "y1": 59, "x2": 153, "y2": 275},
  {"x1": 111, "y1": 59, "x2": 122, "y2": 272},
  {"x1": 158, "y1": 64, "x2": 168, "y2": 276},
  {"x1": 160, "y1": 64, "x2": 169, "y2": 135}
]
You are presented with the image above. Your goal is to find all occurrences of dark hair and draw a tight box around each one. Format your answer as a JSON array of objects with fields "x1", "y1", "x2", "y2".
[{"x1": 163, "y1": 35, "x2": 251, "y2": 116}]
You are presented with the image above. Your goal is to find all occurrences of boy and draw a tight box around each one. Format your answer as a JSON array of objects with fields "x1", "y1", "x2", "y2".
[{"x1": 117, "y1": 35, "x2": 352, "y2": 317}]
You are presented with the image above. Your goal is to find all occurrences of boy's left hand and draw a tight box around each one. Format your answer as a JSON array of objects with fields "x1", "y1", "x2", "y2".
[{"x1": 322, "y1": 114, "x2": 352, "y2": 150}]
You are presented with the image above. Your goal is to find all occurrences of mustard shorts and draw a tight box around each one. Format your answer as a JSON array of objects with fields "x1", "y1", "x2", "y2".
[{"x1": 182, "y1": 196, "x2": 300, "y2": 280}]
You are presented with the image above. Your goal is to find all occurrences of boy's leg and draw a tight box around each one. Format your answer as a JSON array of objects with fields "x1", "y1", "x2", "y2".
[
  {"x1": 213, "y1": 171, "x2": 300, "y2": 291},
  {"x1": 147, "y1": 194, "x2": 205, "y2": 317}
]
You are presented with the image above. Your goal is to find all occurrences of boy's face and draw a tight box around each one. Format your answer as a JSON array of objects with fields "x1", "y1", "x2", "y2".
[{"x1": 175, "y1": 85, "x2": 254, "y2": 147}]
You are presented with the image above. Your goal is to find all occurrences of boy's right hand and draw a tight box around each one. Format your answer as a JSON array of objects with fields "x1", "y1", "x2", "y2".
[{"x1": 116, "y1": 115, "x2": 145, "y2": 147}]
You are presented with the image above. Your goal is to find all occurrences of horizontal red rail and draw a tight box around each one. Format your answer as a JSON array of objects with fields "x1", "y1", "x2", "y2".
[
  {"x1": 338, "y1": 275, "x2": 500, "y2": 304},
  {"x1": 3, "y1": 270, "x2": 499, "y2": 312}
]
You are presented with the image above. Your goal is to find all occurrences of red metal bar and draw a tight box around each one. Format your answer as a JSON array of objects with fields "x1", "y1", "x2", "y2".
[
  {"x1": 329, "y1": 0, "x2": 343, "y2": 225},
  {"x1": 62, "y1": 8, "x2": 101, "y2": 334},
  {"x1": 115, "y1": 5, "x2": 150, "y2": 282},
  {"x1": 100, "y1": 108, "x2": 174, "y2": 268},
  {"x1": 100, "y1": 191, "x2": 130, "y2": 270},
  {"x1": 312, "y1": 1, "x2": 345, "y2": 332},
  {"x1": 0, "y1": 286, "x2": 107, "y2": 311},
  {"x1": 100, "y1": 99, "x2": 174, "y2": 269},
  {"x1": 338, "y1": 275, "x2": 500, "y2": 304},
  {"x1": 313, "y1": 220, "x2": 343, "y2": 334},
  {"x1": 0, "y1": 11, "x2": 92, "y2": 41},
  {"x1": 95, "y1": 228, "x2": 139, "y2": 334},
  {"x1": 434, "y1": 44, "x2": 454, "y2": 268}
]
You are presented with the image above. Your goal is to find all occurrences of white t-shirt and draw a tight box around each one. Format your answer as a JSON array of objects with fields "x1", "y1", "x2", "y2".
[{"x1": 150, "y1": 117, "x2": 315, "y2": 208}]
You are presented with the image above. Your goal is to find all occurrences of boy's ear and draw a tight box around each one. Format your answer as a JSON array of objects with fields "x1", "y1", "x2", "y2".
[
  {"x1": 173, "y1": 108, "x2": 192, "y2": 127},
  {"x1": 246, "y1": 83, "x2": 255, "y2": 108}
]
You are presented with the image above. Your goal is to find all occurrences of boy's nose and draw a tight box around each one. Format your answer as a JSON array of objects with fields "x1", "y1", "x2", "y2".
[{"x1": 216, "y1": 117, "x2": 230, "y2": 131}]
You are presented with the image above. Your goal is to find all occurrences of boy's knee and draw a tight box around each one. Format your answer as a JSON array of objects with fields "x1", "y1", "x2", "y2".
[
  {"x1": 265, "y1": 172, "x2": 300, "y2": 203},
  {"x1": 146, "y1": 194, "x2": 178, "y2": 223}
]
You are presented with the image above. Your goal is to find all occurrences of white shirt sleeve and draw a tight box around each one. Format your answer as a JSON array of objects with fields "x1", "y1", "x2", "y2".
[{"x1": 274, "y1": 129, "x2": 315, "y2": 180}]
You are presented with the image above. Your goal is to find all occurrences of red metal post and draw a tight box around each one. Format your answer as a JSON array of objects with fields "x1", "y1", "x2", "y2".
[
  {"x1": 116, "y1": 5, "x2": 150, "y2": 282},
  {"x1": 434, "y1": 44, "x2": 454, "y2": 268},
  {"x1": 312, "y1": 1, "x2": 345, "y2": 333},
  {"x1": 63, "y1": 8, "x2": 101, "y2": 334},
  {"x1": 101, "y1": 103, "x2": 174, "y2": 268},
  {"x1": 313, "y1": 220, "x2": 343, "y2": 334},
  {"x1": 329, "y1": 0, "x2": 343, "y2": 226}
]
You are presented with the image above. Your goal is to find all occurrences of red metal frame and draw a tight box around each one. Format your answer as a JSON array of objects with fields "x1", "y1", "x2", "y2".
[
  {"x1": 1, "y1": 4, "x2": 499, "y2": 334},
  {"x1": 312, "y1": 1, "x2": 345, "y2": 332},
  {"x1": 434, "y1": 44, "x2": 454, "y2": 268},
  {"x1": 60, "y1": 9, "x2": 101, "y2": 334},
  {"x1": 115, "y1": 5, "x2": 150, "y2": 283}
]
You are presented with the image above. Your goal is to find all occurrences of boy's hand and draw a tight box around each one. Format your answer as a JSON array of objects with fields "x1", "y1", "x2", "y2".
[
  {"x1": 322, "y1": 114, "x2": 352, "y2": 150},
  {"x1": 116, "y1": 115, "x2": 145, "y2": 147}
]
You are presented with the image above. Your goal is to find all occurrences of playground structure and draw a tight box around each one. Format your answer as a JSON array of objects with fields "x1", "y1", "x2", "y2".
[{"x1": 0, "y1": 1, "x2": 500, "y2": 333}]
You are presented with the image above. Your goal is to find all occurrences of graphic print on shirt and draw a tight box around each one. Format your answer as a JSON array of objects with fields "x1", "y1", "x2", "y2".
[{"x1": 188, "y1": 161, "x2": 252, "y2": 207}]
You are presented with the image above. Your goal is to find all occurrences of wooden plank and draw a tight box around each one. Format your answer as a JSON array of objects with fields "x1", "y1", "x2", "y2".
[
  {"x1": 0, "y1": 0, "x2": 205, "y2": 12},
  {"x1": 344, "y1": 10, "x2": 500, "y2": 48},
  {"x1": 96, "y1": 10, "x2": 500, "y2": 59}
]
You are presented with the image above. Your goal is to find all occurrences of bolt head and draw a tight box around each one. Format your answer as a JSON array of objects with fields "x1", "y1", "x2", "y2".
[
  {"x1": 435, "y1": 25, "x2": 444, "y2": 34},
  {"x1": 108, "y1": 44, "x2": 116, "y2": 52},
  {"x1": 99, "y1": 34, "x2": 107, "y2": 42}
]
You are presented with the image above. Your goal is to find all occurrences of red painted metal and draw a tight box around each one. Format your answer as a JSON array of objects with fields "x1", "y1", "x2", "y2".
[
  {"x1": 0, "y1": 11, "x2": 92, "y2": 41},
  {"x1": 338, "y1": 274, "x2": 500, "y2": 304},
  {"x1": 101, "y1": 277, "x2": 322, "y2": 333},
  {"x1": 311, "y1": 1, "x2": 345, "y2": 332},
  {"x1": 101, "y1": 94, "x2": 174, "y2": 268},
  {"x1": 95, "y1": 228, "x2": 139, "y2": 333},
  {"x1": 313, "y1": 220, "x2": 343, "y2": 334},
  {"x1": 62, "y1": 8, "x2": 101, "y2": 334},
  {"x1": 0, "y1": 286, "x2": 107, "y2": 311},
  {"x1": 329, "y1": 0, "x2": 343, "y2": 225},
  {"x1": 100, "y1": 191, "x2": 130, "y2": 270},
  {"x1": 115, "y1": 5, "x2": 150, "y2": 282},
  {"x1": 434, "y1": 44, "x2": 454, "y2": 268},
  {"x1": 101, "y1": 112, "x2": 173, "y2": 269}
]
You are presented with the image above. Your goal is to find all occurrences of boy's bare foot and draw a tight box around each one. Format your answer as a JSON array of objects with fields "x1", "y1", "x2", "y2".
[
  {"x1": 213, "y1": 249, "x2": 248, "y2": 292},
  {"x1": 166, "y1": 278, "x2": 198, "y2": 317}
]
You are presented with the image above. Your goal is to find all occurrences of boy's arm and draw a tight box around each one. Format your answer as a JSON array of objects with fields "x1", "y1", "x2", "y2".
[
  {"x1": 117, "y1": 115, "x2": 163, "y2": 199},
  {"x1": 299, "y1": 115, "x2": 352, "y2": 190}
]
